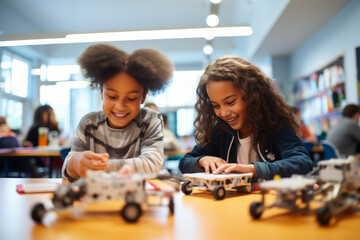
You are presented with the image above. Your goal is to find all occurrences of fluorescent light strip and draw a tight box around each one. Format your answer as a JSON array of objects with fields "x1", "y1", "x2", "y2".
[
  {"x1": 0, "y1": 38, "x2": 70, "y2": 47},
  {"x1": 0, "y1": 26, "x2": 252, "y2": 47}
]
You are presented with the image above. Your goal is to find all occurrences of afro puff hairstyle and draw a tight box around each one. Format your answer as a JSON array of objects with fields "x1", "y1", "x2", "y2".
[{"x1": 77, "y1": 44, "x2": 174, "y2": 94}]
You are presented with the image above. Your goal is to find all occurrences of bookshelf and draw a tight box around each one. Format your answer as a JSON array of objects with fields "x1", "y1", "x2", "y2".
[{"x1": 293, "y1": 56, "x2": 345, "y2": 138}]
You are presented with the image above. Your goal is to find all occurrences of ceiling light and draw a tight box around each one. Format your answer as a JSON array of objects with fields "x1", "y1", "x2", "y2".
[
  {"x1": 0, "y1": 37, "x2": 71, "y2": 46},
  {"x1": 209, "y1": 0, "x2": 222, "y2": 4},
  {"x1": 0, "y1": 26, "x2": 252, "y2": 46},
  {"x1": 31, "y1": 68, "x2": 41, "y2": 75},
  {"x1": 206, "y1": 14, "x2": 219, "y2": 27},
  {"x1": 203, "y1": 44, "x2": 214, "y2": 55},
  {"x1": 56, "y1": 80, "x2": 89, "y2": 88}
]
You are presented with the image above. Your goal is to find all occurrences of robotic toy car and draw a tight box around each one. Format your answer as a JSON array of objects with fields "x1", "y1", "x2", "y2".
[
  {"x1": 181, "y1": 173, "x2": 253, "y2": 200},
  {"x1": 31, "y1": 170, "x2": 175, "y2": 223},
  {"x1": 249, "y1": 156, "x2": 360, "y2": 226}
]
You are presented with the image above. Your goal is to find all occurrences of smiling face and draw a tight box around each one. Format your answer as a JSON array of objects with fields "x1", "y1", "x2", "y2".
[
  {"x1": 206, "y1": 80, "x2": 251, "y2": 138},
  {"x1": 101, "y1": 72, "x2": 146, "y2": 129}
]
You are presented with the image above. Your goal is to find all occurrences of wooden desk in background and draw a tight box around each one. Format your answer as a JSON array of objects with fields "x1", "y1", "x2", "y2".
[
  {"x1": 164, "y1": 150, "x2": 189, "y2": 156},
  {"x1": 0, "y1": 178, "x2": 358, "y2": 240},
  {"x1": 312, "y1": 145, "x2": 324, "y2": 152},
  {"x1": 0, "y1": 148, "x2": 186, "y2": 178},
  {"x1": 0, "y1": 147, "x2": 61, "y2": 177}
]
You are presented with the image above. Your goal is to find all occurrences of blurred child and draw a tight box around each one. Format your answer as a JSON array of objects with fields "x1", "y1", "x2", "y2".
[
  {"x1": 144, "y1": 102, "x2": 159, "y2": 111},
  {"x1": 62, "y1": 44, "x2": 173, "y2": 182},
  {"x1": 292, "y1": 106, "x2": 318, "y2": 144},
  {"x1": 0, "y1": 116, "x2": 19, "y2": 148},
  {"x1": 23, "y1": 104, "x2": 61, "y2": 147},
  {"x1": 326, "y1": 104, "x2": 360, "y2": 157},
  {"x1": 161, "y1": 113, "x2": 180, "y2": 151},
  {"x1": 0, "y1": 116, "x2": 11, "y2": 136},
  {"x1": 179, "y1": 56, "x2": 313, "y2": 180}
]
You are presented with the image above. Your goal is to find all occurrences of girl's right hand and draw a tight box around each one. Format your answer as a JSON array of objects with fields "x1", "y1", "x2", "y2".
[
  {"x1": 68, "y1": 151, "x2": 109, "y2": 177},
  {"x1": 198, "y1": 156, "x2": 227, "y2": 174}
]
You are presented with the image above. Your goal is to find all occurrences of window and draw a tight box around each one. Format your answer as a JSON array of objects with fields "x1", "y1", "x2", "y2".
[
  {"x1": 176, "y1": 108, "x2": 196, "y2": 136},
  {"x1": 39, "y1": 80, "x2": 100, "y2": 137},
  {"x1": 0, "y1": 99, "x2": 23, "y2": 130},
  {"x1": 148, "y1": 70, "x2": 202, "y2": 137},
  {"x1": 69, "y1": 87, "x2": 101, "y2": 132},
  {"x1": 0, "y1": 50, "x2": 30, "y2": 131},
  {"x1": 150, "y1": 70, "x2": 202, "y2": 108},
  {"x1": 1, "y1": 51, "x2": 29, "y2": 98},
  {"x1": 40, "y1": 85, "x2": 71, "y2": 134},
  {"x1": 46, "y1": 65, "x2": 81, "y2": 82}
]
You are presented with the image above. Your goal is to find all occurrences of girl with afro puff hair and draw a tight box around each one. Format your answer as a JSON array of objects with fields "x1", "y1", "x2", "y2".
[
  {"x1": 62, "y1": 44, "x2": 174, "y2": 182},
  {"x1": 179, "y1": 55, "x2": 313, "y2": 181}
]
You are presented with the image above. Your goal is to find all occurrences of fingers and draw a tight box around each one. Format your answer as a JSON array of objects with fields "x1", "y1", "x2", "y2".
[
  {"x1": 89, "y1": 152, "x2": 109, "y2": 162},
  {"x1": 223, "y1": 165, "x2": 237, "y2": 173},
  {"x1": 212, "y1": 164, "x2": 227, "y2": 174},
  {"x1": 203, "y1": 162, "x2": 210, "y2": 174},
  {"x1": 117, "y1": 164, "x2": 132, "y2": 178},
  {"x1": 210, "y1": 160, "x2": 225, "y2": 173},
  {"x1": 213, "y1": 164, "x2": 238, "y2": 174},
  {"x1": 209, "y1": 161, "x2": 217, "y2": 173},
  {"x1": 199, "y1": 156, "x2": 227, "y2": 174},
  {"x1": 81, "y1": 151, "x2": 109, "y2": 170}
]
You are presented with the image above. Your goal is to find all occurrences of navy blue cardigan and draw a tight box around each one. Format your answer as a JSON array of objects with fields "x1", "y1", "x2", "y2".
[{"x1": 179, "y1": 126, "x2": 313, "y2": 181}]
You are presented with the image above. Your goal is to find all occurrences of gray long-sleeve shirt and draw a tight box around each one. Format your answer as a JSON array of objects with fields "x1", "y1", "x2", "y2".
[
  {"x1": 62, "y1": 108, "x2": 164, "y2": 182},
  {"x1": 326, "y1": 117, "x2": 360, "y2": 157}
]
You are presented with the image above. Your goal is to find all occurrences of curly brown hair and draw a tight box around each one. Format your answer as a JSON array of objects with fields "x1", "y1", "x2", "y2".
[
  {"x1": 77, "y1": 44, "x2": 174, "y2": 94},
  {"x1": 194, "y1": 55, "x2": 296, "y2": 147}
]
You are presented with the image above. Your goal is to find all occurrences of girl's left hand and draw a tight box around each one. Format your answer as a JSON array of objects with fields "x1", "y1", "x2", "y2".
[
  {"x1": 212, "y1": 163, "x2": 256, "y2": 176},
  {"x1": 117, "y1": 164, "x2": 132, "y2": 178}
]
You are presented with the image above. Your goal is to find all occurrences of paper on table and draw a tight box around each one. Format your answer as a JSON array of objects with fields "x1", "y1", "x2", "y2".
[{"x1": 16, "y1": 182, "x2": 61, "y2": 194}]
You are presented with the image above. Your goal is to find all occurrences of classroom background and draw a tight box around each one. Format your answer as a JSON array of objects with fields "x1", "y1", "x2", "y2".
[{"x1": 0, "y1": 0, "x2": 360, "y2": 150}]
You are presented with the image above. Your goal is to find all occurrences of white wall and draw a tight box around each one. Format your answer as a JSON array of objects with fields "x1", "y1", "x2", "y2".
[
  {"x1": 242, "y1": 0, "x2": 290, "y2": 59},
  {"x1": 290, "y1": 0, "x2": 360, "y2": 103}
]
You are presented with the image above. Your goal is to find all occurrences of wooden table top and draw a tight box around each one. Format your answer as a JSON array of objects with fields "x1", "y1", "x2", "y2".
[{"x1": 0, "y1": 177, "x2": 359, "y2": 240}]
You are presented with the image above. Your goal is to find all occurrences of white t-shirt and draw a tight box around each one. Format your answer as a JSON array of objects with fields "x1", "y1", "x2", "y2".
[{"x1": 237, "y1": 134, "x2": 258, "y2": 164}]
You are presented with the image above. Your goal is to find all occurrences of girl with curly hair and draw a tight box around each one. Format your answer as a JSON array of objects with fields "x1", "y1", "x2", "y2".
[
  {"x1": 62, "y1": 44, "x2": 174, "y2": 182},
  {"x1": 179, "y1": 56, "x2": 312, "y2": 180}
]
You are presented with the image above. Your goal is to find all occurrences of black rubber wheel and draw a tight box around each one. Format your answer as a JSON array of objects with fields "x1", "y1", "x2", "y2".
[
  {"x1": 53, "y1": 185, "x2": 74, "y2": 208},
  {"x1": 249, "y1": 202, "x2": 264, "y2": 219},
  {"x1": 213, "y1": 185, "x2": 226, "y2": 200},
  {"x1": 62, "y1": 194, "x2": 75, "y2": 207},
  {"x1": 31, "y1": 203, "x2": 46, "y2": 223},
  {"x1": 121, "y1": 202, "x2": 142, "y2": 223},
  {"x1": 169, "y1": 196, "x2": 175, "y2": 214},
  {"x1": 316, "y1": 206, "x2": 332, "y2": 226},
  {"x1": 239, "y1": 184, "x2": 253, "y2": 193},
  {"x1": 181, "y1": 181, "x2": 193, "y2": 195}
]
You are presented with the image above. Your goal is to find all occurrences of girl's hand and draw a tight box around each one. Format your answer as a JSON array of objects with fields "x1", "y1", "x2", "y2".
[
  {"x1": 117, "y1": 164, "x2": 132, "y2": 178},
  {"x1": 198, "y1": 156, "x2": 227, "y2": 174},
  {"x1": 68, "y1": 151, "x2": 109, "y2": 177},
  {"x1": 212, "y1": 163, "x2": 256, "y2": 176}
]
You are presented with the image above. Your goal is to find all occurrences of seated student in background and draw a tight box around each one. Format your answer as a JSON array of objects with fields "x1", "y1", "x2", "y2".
[
  {"x1": 326, "y1": 104, "x2": 360, "y2": 157},
  {"x1": 144, "y1": 102, "x2": 159, "y2": 112},
  {"x1": 0, "y1": 116, "x2": 19, "y2": 148},
  {"x1": 179, "y1": 56, "x2": 313, "y2": 180},
  {"x1": 23, "y1": 104, "x2": 62, "y2": 147},
  {"x1": 161, "y1": 114, "x2": 181, "y2": 151},
  {"x1": 62, "y1": 44, "x2": 174, "y2": 182},
  {"x1": 292, "y1": 106, "x2": 318, "y2": 144}
]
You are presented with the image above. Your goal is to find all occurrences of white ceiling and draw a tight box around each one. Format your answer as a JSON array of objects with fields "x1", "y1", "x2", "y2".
[{"x1": 0, "y1": 0, "x2": 350, "y2": 70}]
